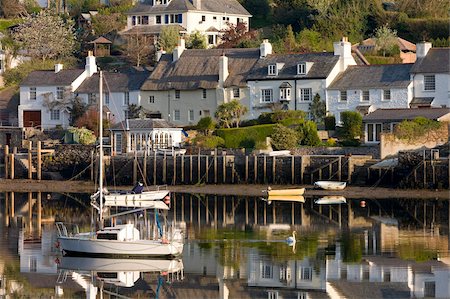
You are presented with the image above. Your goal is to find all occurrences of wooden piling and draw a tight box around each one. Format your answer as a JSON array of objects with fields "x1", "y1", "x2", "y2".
[
  {"x1": 37, "y1": 141, "x2": 42, "y2": 180},
  {"x1": 197, "y1": 150, "x2": 201, "y2": 182},
  {"x1": 190, "y1": 155, "x2": 193, "y2": 183},
  {"x1": 163, "y1": 152, "x2": 167, "y2": 184},
  {"x1": 4, "y1": 145, "x2": 9, "y2": 179},
  {"x1": 291, "y1": 156, "x2": 295, "y2": 184},
  {"x1": 254, "y1": 199, "x2": 257, "y2": 225},
  {"x1": 214, "y1": 152, "x2": 218, "y2": 184},
  {"x1": 37, "y1": 192, "x2": 42, "y2": 236},
  {"x1": 173, "y1": 155, "x2": 177, "y2": 185},
  {"x1": 245, "y1": 156, "x2": 249, "y2": 182},
  {"x1": 254, "y1": 156, "x2": 257, "y2": 183},
  {"x1": 10, "y1": 154, "x2": 14, "y2": 179},
  {"x1": 143, "y1": 151, "x2": 147, "y2": 184},
  {"x1": 153, "y1": 151, "x2": 157, "y2": 185},
  {"x1": 205, "y1": 156, "x2": 209, "y2": 183},
  {"x1": 263, "y1": 155, "x2": 267, "y2": 184},
  {"x1": 28, "y1": 141, "x2": 33, "y2": 179},
  {"x1": 90, "y1": 150, "x2": 94, "y2": 181},
  {"x1": 133, "y1": 154, "x2": 137, "y2": 185},
  {"x1": 181, "y1": 155, "x2": 184, "y2": 183},
  {"x1": 272, "y1": 157, "x2": 276, "y2": 184},
  {"x1": 10, "y1": 192, "x2": 15, "y2": 218},
  {"x1": 338, "y1": 156, "x2": 342, "y2": 181},
  {"x1": 222, "y1": 156, "x2": 226, "y2": 183}
]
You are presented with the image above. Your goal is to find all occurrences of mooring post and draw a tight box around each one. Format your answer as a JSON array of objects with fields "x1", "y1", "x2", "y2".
[
  {"x1": 28, "y1": 141, "x2": 33, "y2": 179},
  {"x1": 37, "y1": 192, "x2": 42, "y2": 237},
  {"x1": 28, "y1": 192, "x2": 32, "y2": 232},
  {"x1": 263, "y1": 155, "x2": 267, "y2": 184},
  {"x1": 206, "y1": 197, "x2": 209, "y2": 224},
  {"x1": 198, "y1": 149, "x2": 201, "y2": 182},
  {"x1": 163, "y1": 151, "x2": 167, "y2": 184},
  {"x1": 10, "y1": 192, "x2": 15, "y2": 218},
  {"x1": 153, "y1": 151, "x2": 157, "y2": 185},
  {"x1": 254, "y1": 155, "x2": 257, "y2": 183},
  {"x1": 190, "y1": 155, "x2": 193, "y2": 183},
  {"x1": 37, "y1": 141, "x2": 42, "y2": 180},
  {"x1": 10, "y1": 153, "x2": 14, "y2": 179},
  {"x1": 347, "y1": 156, "x2": 353, "y2": 182},
  {"x1": 90, "y1": 150, "x2": 94, "y2": 181},
  {"x1": 254, "y1": 199, "x2": 257, "y2": 225},
  {"x1": 181, "y1": 154, "x2": 184, "y2": 183},
  {"x1": 338, "y1": 156, "x2": 342, "y2": 181},
  {"x1": 214, "y1": 149, "x2": 218, "y2": 184},
  {"x1": 133, "y1": 153, "x2": 138, "y2": 185},
  {"x1": 222, "y1": 155, "x2": 226, "y2": 183},
  {"x1": 143, "y1": 150, "x2": 147, "y2": 184},
  {"x1": 245, "y1": 198, "x2": 248, "y2": 225},
  {"x1": 291, "y1": 156, "x2": 295, "y2": 184},
  {"x1": 173, "y1": 155, "x2": 177, "y2": 185},
  {"x1": 272, "y1": 156, "x2": 276, "y2": 184},
  {"x1": 4, "y1": 145, "x2": 9, "y2": 179},
  {"x1": 245, "y1": 156, "x2": 248, "y2": 182},
  {"x1": 205, "y1": 156, "x2": 209, "y2": 183}
]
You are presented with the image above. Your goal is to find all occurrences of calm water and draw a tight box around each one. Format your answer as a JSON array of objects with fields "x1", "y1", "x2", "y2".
[{"x1": 1, "y1": 192, "x2": 450, "y2": 298}]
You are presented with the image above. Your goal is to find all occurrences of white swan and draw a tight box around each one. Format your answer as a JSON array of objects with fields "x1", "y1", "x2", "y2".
[{"x1": 286, "y1": 231, "x2": 296, "y2": 245}]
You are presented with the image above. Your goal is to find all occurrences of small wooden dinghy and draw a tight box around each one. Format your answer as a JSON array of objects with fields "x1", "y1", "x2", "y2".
[
  {"x1": 267, "y1": 188, "x2": 305, "y2": 196},
  {"x1": 314, "y1": 181, "x2": 346, "y2": 190},
  {"x1": 267, "y1": 195, "x2": 305, "y2": 203},
  {"x1": 315, "y1": 196, "x2": 347, "y2": 205}
]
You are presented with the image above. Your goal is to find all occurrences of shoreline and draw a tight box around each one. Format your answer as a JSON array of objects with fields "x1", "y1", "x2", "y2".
[{"x1": 0, "y1": 179, "x2": 448, "y2": 199}]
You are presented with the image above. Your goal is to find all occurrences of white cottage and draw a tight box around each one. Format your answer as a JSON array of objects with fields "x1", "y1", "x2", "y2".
[
  {"x1": 109, "y1": 118, "x2": 183, "y2": 155},
  {"x1": 327, "y1": 63, "x2": 414, "y2": 124},
  {"x1": 123, "y1": 0, "x2": 251, "y2": 46}
]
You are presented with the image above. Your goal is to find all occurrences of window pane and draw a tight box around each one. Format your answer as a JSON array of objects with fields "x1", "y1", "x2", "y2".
[
  {"x1": 375, "y1": 124, "x2": 382, "y2": 141},
  {"x1": 340, "y1": 91, "x2": 347, "y2": 101},
  {"x1": 424, "y1": 75, "x2": 435, "y2": 91},
  {"x1": 368, "y1": 124, "x2": 374, "y2": 142}
]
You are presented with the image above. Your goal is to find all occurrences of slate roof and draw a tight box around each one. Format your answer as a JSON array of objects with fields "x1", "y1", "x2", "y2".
[
  {"x1": 363, "y1": 107, "x2": 450, "y2": 122},
  {"x1": 110, "y1": 118, "x2": 175, "y2": 130},
  {"x1": 410, "y1": 48, "x2": 450, "y2": 74},
  {"x1": 127, "y1": 0, "x2": 250, "y2": 16},
  {"x1": 328, "y1": 64, "x2": 413, "y2": 90},
  {"x1": 246, "y1": 52, "x2": 340, "y2": 81},
  {"x1": 76, "y1": 71, "x2": 149, "y2": 93},
  {"x1": 141, "y1": 48, "x2": 260, "y2": 90},
  {"x1": 410, "y1": 97, "x2": 434, "y2": 105},
  {"x1": 121, "y1": 24, "x2": 186, "y2": 35},
  {"x1": 21, "y1": 69, "x2": 85, "y2": 86}
]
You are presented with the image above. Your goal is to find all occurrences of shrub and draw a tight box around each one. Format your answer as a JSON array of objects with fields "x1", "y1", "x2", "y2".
[
  {"x1": 340, "y1": 111, "x2": 362, "y2": 140},
  {"x1": 196, "y1": 116, "x2": 216, "y2": 136},
  {"x1": 394, "y1": 117, "x2": 443, "y2": 141},
  {"x1": 216, "y1": 124, "x2": 276, "y2": 148},
  {"x1": 192, "y1": 135, "x2": 225, "y2": 149},
  {"x1": 298, "y1": 120, "x2": 321, "y2": 146},
  {"x1": 270, "y1": 124, "x2": 299, "y2": 150},
  {"x1": 240, "y1": 119, "x2": 260, "y2": 127},
  {"x1": 258, "y1": 110, "x2": 306, "y2": 124},
  {"x1": 68, "y1": 127, "x2": 96, "y2": 145},
  {"x1": 324, "y1": 116, "x2": 336, "y2": 130},
  {"x1": 325, "y1": 138, "x2": 337, "y2": 147}
]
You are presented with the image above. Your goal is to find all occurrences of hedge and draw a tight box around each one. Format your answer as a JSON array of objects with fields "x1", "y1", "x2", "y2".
[{"x1": 216, "y1": 124, "x2": 276, "y2": 148}]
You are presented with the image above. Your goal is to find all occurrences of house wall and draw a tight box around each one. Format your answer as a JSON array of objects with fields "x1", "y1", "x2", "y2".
[
  {"x1": 247, "y1": 79, "x2": 327, "y2": 120},
  {"x1": 379, "y1": 125, "x2": 448, "y2": 159},
  {"x1": 141, "y1": 89, "x2": 219, "y2": 126},
  {"x1": 18, "y1": 85, "x2": 71, "y2": 129},
  {"x1": 328, "y1": 86, "x2": 412, "y2": 124},
  {"x1": 413, "y1": 73, "x2": 450, "y2": 108}
]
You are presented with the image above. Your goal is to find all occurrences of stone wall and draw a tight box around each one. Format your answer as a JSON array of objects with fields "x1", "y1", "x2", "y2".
[{"x1": 380, "y1": 125, "x2": 449, "y2": 159}]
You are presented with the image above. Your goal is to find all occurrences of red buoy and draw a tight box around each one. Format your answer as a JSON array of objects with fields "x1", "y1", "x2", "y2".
[{"x1": 164, "y1": 195, "x2": 170, "y2": 205}]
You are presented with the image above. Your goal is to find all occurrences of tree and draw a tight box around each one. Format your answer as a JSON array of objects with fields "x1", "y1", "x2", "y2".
[
  {"x1": 340, "y1": 111, "x2": 362, "y2": 141},
  {"x1": 127, "y1": 104, "x2": 144, "y2": 119},
  {"x1": 12, "y1": 10, "x2": 76, "y2": 60},
  {"x1": 187, "y1": 31, "x2": 207, "y2": 49},
  {"x1": 158, "y1": 26, "x2": 180, "y2": 53},
  {"x1": 0, "y1": 36, "x2": 20, "y2": 71},
  {"x1": 374, "y1": 24, "x2": 398, "y2": 57},
  {"x1": 309, "y1": 93, "x2": 326, "y2": 124},
  {"x1": 69, "y1": 96, "x2": 88, "y2": 126},
  {"x1": 91, "y1": 13, "x2": 125, "y2": 37},
  {"x1": 196, "y1": 116, "x2": 216, "y2": 136},
  {"x1": 125, "y1": 33, "x2": 153, "y2": 67},
  {"x1": 215, "y1": 100, "x2": 248, "y2": 128},
  {"x1": 74, "y1": 106, "x2": 111, "y2": 137},
  {"x1": 298, "y1": 120, "x2": 321, "y2": 146},
  {"x1": 270, "y1": 124, "x2": 300, "y2": 150},
  {"x1": 218, "y1": 22, "x2": 259, "y2": 48},
  {"x1": 284, "y1": 25, "x2": 298, "y2": 53},
  {"x1": 0, "y1": 0, "x2": 27, "y2": 18}
]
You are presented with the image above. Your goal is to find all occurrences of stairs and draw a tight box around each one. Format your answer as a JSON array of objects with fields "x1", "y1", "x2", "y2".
[{"x1": 351, "y1": 159, "x2": 380, "y2": 185}]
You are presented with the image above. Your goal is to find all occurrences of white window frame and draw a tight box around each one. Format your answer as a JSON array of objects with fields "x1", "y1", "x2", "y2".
[
  {"x1": 300, "y1": 88, "x2": 312, "y2": 102},
  {"x1": 300, "y1": 267, "x2": 312, "y2": 281},
  {"x1": 88, "y1": 93, "x2": 96, "y2": 105},
  {"x1": 188, "y1": 109, "x2": 194, "y2": 122},
  {"x1": 30, "y1": 87, "x2": 36, "y2": 100},
  {"x1": 115, "y1": 133, "x2": 122, "y2": 154},
  {"x1": 124, "y1": 110, "x2": 129, "y2": 120},
  {"x1": 233, "y1": 88, "x2": 240, "y2": 98},
  {"x1": 268, "y1": 64, "x2": 277, "y2": 76},
  {"x1": 124, "y1": 92, "x2": 130, "y2": 105},
  {"x1": 104, "y1": 92, "x2": 110, "y2": 104},
  {"x1": 148, "y1": 95, "x2": 155, "y2": 103},
  {"x1": 202, "y1": 89, "x2": 207, "y2": 99},
  {"x1": 261, "y1": 89, "x2": 273, "y2": 103},
  {"x1": 56, "y1": 87, "x2": 64, "y2": 100},
  {"x1": 340, "y1": 90, "x2": 347, "y2": 102},
  {"x1": 280, "y1": 87, "x2": 291, "y2": 101},
  {"x1": 361, "y1": 90, "x2": 369, "y2": 102},
  {"x1": 174, "y1": 109, "x2": 181, "y2": 121},
  {"x1": 424, "y1": 75, "x2": 435, "y2": 91},
  {"x1": 175, "y1": 90, "x2": 181, "y2": 99},
  {"x1": 261, "y1": 263, "x2": 273, "y2": 279},
  {"x1": 382, "y1": 89, "x2": 391, "y2": 101},
  {"x1": 50, "y1": 109, "x2": 60, "y2": 120},
  {"x1": 366, "y1": 123, "x2": 382, "y2": 143},
  {"x1": 297, "y1": 63, "x2": 306, "y2": 75}
]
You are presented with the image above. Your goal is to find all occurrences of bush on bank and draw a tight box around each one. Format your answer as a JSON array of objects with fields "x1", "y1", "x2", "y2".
[{"x1": 216, "y1": 124, "x2": 276, "y2": 148}]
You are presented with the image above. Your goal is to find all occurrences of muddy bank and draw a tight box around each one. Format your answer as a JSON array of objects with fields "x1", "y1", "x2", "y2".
[{"x1": 0, "y1": 179, "x2": 448, "y2": 199}]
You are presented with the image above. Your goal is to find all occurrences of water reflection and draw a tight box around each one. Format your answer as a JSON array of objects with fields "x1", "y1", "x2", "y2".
[{"x1": 0, "y1": 191, "x2": 449, "y2": 298}]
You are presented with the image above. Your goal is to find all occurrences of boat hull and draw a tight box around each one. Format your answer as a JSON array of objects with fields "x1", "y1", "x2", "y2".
[
  {"x1": 315, "y1": 196, "x2": 347, "y2": 205},
  {"x1": 104, "y1": 190, "x2": 169, "y2": 202},
  {"x1": 267, "y1": 188, "x2": 305, "y2": 196},
  {"x1": 58, "y1": 237, "x2": 183, "y2": 258},
  {"x1": 267, "y1": 195, "x2": 305, "y2": 203},
  {"x1": 314, "y1": 181, "x2": 346, "y2": 190}
]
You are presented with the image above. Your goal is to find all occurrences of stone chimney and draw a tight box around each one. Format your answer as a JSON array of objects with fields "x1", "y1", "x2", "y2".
[
  {"x1": 192, "y1": 0, "x2": 201, "y2": 9},
  {"x1": 260, "y1": 39, "x2": 272, "y2": 58},
  {"x1": 55, "y1": 63, "x2": 63, "y2": 73},
  {"x1": 85, "y1": 51, "x2": 98, "y2": 77},
  {"x1": 333, "y1": 37, "x2": 355, "y2": 70},
  {"x1": 219, "y1": 53, "x2": 229, "y2": 87},
  {"x1": 416, "y1": 42, "x2": 432, "y2": 59},
  {"x1": 172, "y1": 38, "x2": 186, "y2": 62}
]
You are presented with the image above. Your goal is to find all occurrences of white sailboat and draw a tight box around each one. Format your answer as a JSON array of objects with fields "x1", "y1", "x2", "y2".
[{"x1": 56, "y1": 71, "x2": 184, "y2": 258}]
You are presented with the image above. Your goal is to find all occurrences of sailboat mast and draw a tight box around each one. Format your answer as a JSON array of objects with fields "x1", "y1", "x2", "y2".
[{"x1": 99, "y1": 70, "x2": 104, "y2": 227}]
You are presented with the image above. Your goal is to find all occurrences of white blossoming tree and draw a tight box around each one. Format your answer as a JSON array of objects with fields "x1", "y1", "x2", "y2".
[{"x1": 12, "y1": 10, "x2": 76, "y2": 61}]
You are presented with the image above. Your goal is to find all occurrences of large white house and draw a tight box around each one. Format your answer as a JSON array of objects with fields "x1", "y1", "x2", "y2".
[
  {"x1": 410, "y1": 43, "x2": 450, "y2": 108},
  {"x1": 327, "y1": 63, "x2": 414, "y2": 124},
  {"x1": 246, "y1": 38, "x2": 357, "y2": 120},
  {"x1": 123, "y1": 0, "x2": 251, "y2": 46}
]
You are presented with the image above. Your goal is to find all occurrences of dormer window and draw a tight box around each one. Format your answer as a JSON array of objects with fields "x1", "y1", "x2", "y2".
[
  {"x1": 297, "y1": 63, "x2": 306, "y2": 75},
  {"x1": 268, "y1": 64, "x2": 277, "y2": 76},
  {"x1": 279, "y1": 82, "x2": 292, "y2": 101}
]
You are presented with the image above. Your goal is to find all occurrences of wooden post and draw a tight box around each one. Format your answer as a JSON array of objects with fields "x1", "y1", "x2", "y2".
[
  {"x1": 90, "y1": 150, "x2": 94, "y2": 181},
  {"x1": 263, "y1": 155, "x2": 267, "y2": 184},
  {"x1": 4, "y1": 145, "x2": 9, "y2": 179},
  {"x1": 28, "y1": 141, "x2": 33, "y2": 179},
  {"x1": 37, "y1": 141, "x2": 42, "y2": 180},
  {"x1": 28, "y1": 192, "x2": 32, "y2": 232},
  {"x1": 245, "y1": 198, "x2": 248, "y2": 225},
  {"x1": 10, "y1": 154, "x2": 14, "y2": 180},
  {"x1": 206, "y1": 197, "x2": 209, "y2": 224},
  {"x1": 423, "y1": 161, "x2": 427, "y2": 188},
  {"x1": 291, "y1": 156, "x2": 295, "y2": 184},
  {"x1": 319, "y1": 168, "x2": 322, "y2": 180},
  {"x1": 143, "y1": 151, "x2": 147, "y2": 185},
  {"x1": 347, "y1": 156, "x2": 353, "y2": 182},
  {"x1": 173, "y1": 155, "x2": 177, "y2": 185},
  {"x1": 5, "y1": 192, "x2": 9, "y2": 227},
  {"x1": 222, "y1": 156, "x2": 226, "y2": 183},
  {"x1": 254, "y1": 155, "x2": 257, "y2": 183},
  {"x1": 264, "y1": 202, "x2": 267, "y2": 225},
  {"x1": 245, "y1": 156, "x2": 249, "y2": 182},
  {"x1": 181, "y1": 155, "x2": 184, "y2": 183},
  {"x1": 153, "y1": 151, "x2": 157, "y2": 185},
  {"x1": 214, "y1": 196, "x2": 217, "y2": 228},
  {"x1": 254, "y1": 199, "x2": 257, "y2": 225},
  {"x1": 223, "y1": 197, "x2": 226, "y2": 225},
  {"x1": 198, "y1": 150, "x2": 201, "y2": 182},
  {"x1": 214, "y1": 151, "x2": 218, "y2": 184},
  {"x1": 190, "y1": 155, "x2": 193, "y2": 183},
  {"x1": 197, "y1": 196, "x2": 201, "y2": 225},
  {"x1": 291, "y1": 202, "x2": 294, "y2": 226},
  {"x1": 133, "y1": 153, "x2": 138, "y2": 185},
  {"x1": 338, "y1": 156, "x2": 342, "y2": 181},
  {"x1": 272, "y1": 157, "x2": 276, "y2": 184},
  {"x1": 272, "y1": 202, "x2": 276, "y2": 224},
  {"x1": 300, "y1": 156, "x2": 305, "y2": 184},
  {"x1": 205, "y1": 156, "x2": 209, "y2": 183},
  {"x1": 163, "y1": 152, "x2": 167, "y2": 184},
  {"x1": 328, "y1": 164, "x2": 332, "y2": 180},
  {"x1": 10, "y1": 192, "x2": 15, "y2": 218},
  {"x1": 37, "y1": 192, "x2": 42, "y2": 237}
]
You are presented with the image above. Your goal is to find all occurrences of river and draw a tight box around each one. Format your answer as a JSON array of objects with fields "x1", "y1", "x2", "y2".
[{"x1": 0, "y1": 192, "x2": 449, "y2": 298}]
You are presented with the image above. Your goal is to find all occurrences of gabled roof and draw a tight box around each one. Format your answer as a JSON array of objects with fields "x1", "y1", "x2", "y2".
[
  {"x1": 127, "y1": 0, "x2": 250, "y2": 16},
  {"x1": 110, "y1": 118, "x2": 177, "y2": 130},
  {"x1": 246, "y1": 52, "x2": 339, "y2": 81},
  {"x1": 328, "y1": 64, "x2": 413, "y2": 90},
  {"x1": 411, "y1": 48, "x2": 450, "y2": 74},
  {"x1": 141, "y1": 48, "x2": 260, "y2": 90},
  {"x1": 21, "y1": 69, "x2": 85, "y2": 87},
  {"x1": 89, "y1": 36, "x2": 112, "y2": 44},
  {"x1": 356, "y1": 37, "x2": 416, "y2": 52},
  {"x1": 363, "y1": 107, "x2": 450, "y2": 122},
  {"x1": 121, "y1": 24, "x2": 186, "y2": 35},
  {"x1": 75, "y1": 71, "x2": 149, "y2": 93}
]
